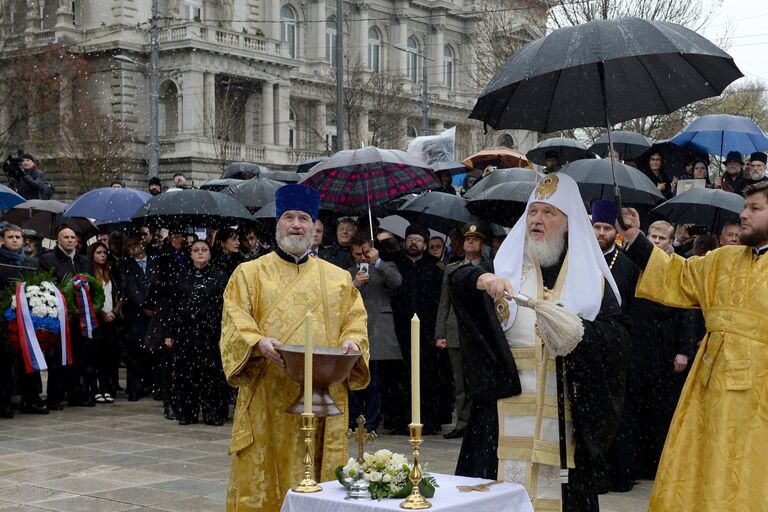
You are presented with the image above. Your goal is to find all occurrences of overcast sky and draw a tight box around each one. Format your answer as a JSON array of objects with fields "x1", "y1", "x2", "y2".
[{"x1": 703, "y1": 0, "x2": 768, "y2": 88}]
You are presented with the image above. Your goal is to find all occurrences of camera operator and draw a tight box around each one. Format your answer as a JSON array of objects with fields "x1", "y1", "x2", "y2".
[{"x1": 5, "y1": 152, "x2": 50, "y2": 200}]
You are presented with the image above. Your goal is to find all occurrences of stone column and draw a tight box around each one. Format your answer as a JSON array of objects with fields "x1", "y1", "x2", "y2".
[
  {"x1": 356, "y1": 3, "x2": 369, "y2": 68},
  {"x1": 432, "y1": 23, "x2": 445, "y2": 86},
  {"x1": 181, "y1": 69, "x2": 204, "y2": 135},
  {"x1": 244, "y1": 92, "x2": 258, "y2": 145},
  {"x1": 55, "y1": 0, "x2": 74, "y2": 29},
  {"x1": 393, "y1": 16, "x2": 408, "y2": 75},
  {"x1": 261, "y1": 81, "x2": 275, "y2": 145},
  {"x1": 310, "y1": 0, "x2": 327, "y2": 60},
  {"x1": 266, "y1": 0, "x2": 280, "y2": 41},
  {"x1": 26, "y1": 0, "x2": 41, "y2": 33},
  {"x1": 275, "y1": 82, "x2": 291, "y2": 146},
  {"x1": 203, "y1": 71, "x2": 216, "y2": 137},
  {"x1": 314, "y1": 102, "x2": 327, "y2": 150}
]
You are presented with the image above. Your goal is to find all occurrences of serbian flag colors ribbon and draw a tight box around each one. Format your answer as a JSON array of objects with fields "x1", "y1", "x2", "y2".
[
  {"x1": 15, "y1": 283, "x2": 48, "y2": 373},
  {"x1": 72, "y1": 275, "x2": 98, "y2": 339},
  {"x1": 52, "y1": 285, "x2": 72, "y2": 366}
]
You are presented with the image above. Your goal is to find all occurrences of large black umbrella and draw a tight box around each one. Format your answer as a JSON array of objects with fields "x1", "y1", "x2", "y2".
[
  {"x1": 221, "y1": 177, "x2": 284, "y2": 210},
  {"x1": 463, "y1": 167, "x2": 537, "y2": 199},
  {"x1": 652, "y1": 188, "x2": 743, "y2": 234},
  {"x1": 297, "y1": 156, "x2": 329, "y2": 174},
  {"x1": 131, "y1": 189, "x2": 253, "y2": 228},
  {"x1": 588, "y1": 131, "x2": 653, "y2": 161},
  {"x1": 471, "y1": 17, "x2": 742, "y2": 133},
  {"x1": 565, "y1": 159, "x2": 664, "y2": 205},
  {"x1": 397, "y1": 192, "x2": 479, "y2": 234},
  {"x1": 2, "y1": 199, "x2": 97, "y2": 239},
  {"x1": 471, "y1": 16, "x2": 742, "y2": 231},
  {"x1": 466, "y1": 181, "x2": 536, "y2": 226},
  {"x1": 432, "y1": 160, "x2": 470, "y2": 176},
  {"x1": 526, "y1": 137, "x2": 592, "y2": 165},
  {"x1": 222, "y1": 162, "x2": 271, "y2": 180}
]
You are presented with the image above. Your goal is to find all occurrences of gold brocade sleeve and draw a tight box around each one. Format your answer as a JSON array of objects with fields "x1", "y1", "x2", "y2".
[
  {"x1": 635, "y1": 245, "x2": 709, "y2": 309},
  {"x1": 220, "y1": 264, "x2": 268, "y2": 388},
  {"x1": 340, "y1": 279, "x2": 370, "y2": 391}
]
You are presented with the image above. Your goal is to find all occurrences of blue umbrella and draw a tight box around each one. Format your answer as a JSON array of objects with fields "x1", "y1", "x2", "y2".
[
  {"x1": 0, "y1": 184, "x2": 24, "y2": 211},
  {"x1": 669, "y1": 114, "x2": 768, "y2": 157},
  {"x1": 64, "y1": 187, "x2": 152, "y2": 222}
]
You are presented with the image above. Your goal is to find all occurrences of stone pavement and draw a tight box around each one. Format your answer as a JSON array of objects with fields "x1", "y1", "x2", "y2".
[{"x1": 0, "y1": 397, "x2": 651, "y2": 511}]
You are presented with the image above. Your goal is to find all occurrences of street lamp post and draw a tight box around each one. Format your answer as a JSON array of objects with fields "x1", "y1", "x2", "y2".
[
  {"x1": 148, "y1": 0, "x2": 159, "y2": 179},
  {"x1": 393, "y1": 44, "x2": 434, "y2": 136}
]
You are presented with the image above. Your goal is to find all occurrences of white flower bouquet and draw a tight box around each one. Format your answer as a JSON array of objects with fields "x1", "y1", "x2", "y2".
[{"x1": 336, "y1": 449, "x2": 437, "y2": 500}]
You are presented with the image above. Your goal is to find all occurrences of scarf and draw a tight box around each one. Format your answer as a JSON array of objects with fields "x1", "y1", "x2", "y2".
[{"x1": 0, "y1": 246, "x2": 25, "y2": 266}]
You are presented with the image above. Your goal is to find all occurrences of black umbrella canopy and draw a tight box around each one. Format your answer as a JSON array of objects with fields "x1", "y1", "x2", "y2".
[
  {"x1": 466, "y1": 181, "x2": 537, "y2": 227},
  {"x1": 471, "y1": 17, "x2": 743, "y2": 133},
  {"x1": 432, "y1": 160, "x2": 470, "y2": 176},
  {"x1": 297, "y1": 156, "x2": 329, "y2": 174},
  {"x1": 563, "y1": 159, "x2": 664, "y2": 206},
  {"x1": 199, "y1": 178, "x2": 244, "y2": 191},
  {"x1": 588, "y1": 131, "x2": 653, "y2": 161},
  {"x1": 397, "y1": 191, "x2": 480, "y2": 234},
  {"x1": 221, "y1": 177, "x2": 284, "y2": 210},
  {"x1": 526, "y1": 137, "x2": 592, "y2": 165},
  {"x1": 652, "y1": 188, "x2": 743, "y2": 234},
  {"x1": 1, "y1": 199, "x2": 97, "y2": 239},
  {"x1": 463, "y1": 167, "x2": 538, "y2": 199},
  {"x1": 222, "y1": 162, "x2": 270, "y2": 180},
  {"x1": 131, "y1": 189, "x2": 253, "y2": 228}
]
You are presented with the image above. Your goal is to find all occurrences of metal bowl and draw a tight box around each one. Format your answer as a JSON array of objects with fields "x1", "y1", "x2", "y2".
[{"x1": 278, "y1": 345, "x2": 362, "y2": 417}]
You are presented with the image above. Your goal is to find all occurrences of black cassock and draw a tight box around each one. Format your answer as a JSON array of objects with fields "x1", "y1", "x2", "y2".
[
  {"x1": 450, "y1": 258, "x2": 630, "y2": 511},
  {"x1": 389, "y1": 254, "x2": 452, "y2": 433}
]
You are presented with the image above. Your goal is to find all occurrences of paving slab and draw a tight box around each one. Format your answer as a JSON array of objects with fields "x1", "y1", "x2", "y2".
[
  {"x1": 87, "y1": 487, "x2": 189, "y2": 507},
  {"x1": 29, "y1": 495, "x2": 136, "y2": 512}
]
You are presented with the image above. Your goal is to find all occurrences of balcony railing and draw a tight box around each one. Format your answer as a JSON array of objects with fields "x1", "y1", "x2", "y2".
[{"x1": 159, "y1": 23, "x2": 284, "y2": 58}]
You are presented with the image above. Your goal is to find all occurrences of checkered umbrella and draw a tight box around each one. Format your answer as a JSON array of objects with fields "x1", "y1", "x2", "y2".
[{"x1": 298, "y1": 147, "x2": 440, "y2": 216}]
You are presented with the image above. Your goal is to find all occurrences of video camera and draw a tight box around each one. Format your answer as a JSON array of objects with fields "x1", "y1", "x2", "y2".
[{"x1": 3, "y1": 150, "x2": 26, "y2": 184}]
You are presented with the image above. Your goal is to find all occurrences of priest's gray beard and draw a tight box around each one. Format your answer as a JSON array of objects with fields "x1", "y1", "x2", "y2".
[
  {"x1": 276, "y1": 229, "x2": 313, "y2": 256},
  {"x1": 525, "y1": 224, "x2": 567, "y2": 268}
]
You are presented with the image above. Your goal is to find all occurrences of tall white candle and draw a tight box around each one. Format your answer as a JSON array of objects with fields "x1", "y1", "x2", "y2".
[
  {"x1": 411, "y1": 314, "x2": 421, "y2": 425},
  {"x1": 304, "y1": 311, "x2": 313, "y2": 415}
]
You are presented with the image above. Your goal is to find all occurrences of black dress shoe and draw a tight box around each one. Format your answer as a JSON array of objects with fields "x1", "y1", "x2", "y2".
[
  {"x1": 443, "y1": 428, "x2": 465, "y2": 439},
  {"x1": 45, "y1": 402, "x2": 63, "y2": 411},
  {"x1": 21, "y1": 403, "x2": 50, "y2": 414},
  {"x1": 178, "y1": 417, "x2": 199, "y2": 425},
  {"x1": 127, "y1": 393, "x2": 140, "y2": 402}
]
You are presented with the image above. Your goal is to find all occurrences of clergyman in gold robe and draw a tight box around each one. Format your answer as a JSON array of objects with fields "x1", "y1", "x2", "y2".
[
  {"x1": 220, "y1": 184, "x2": 370, "y2": 512},
  {"x1": 619, "y1": 180, "x2": 768, "y2": 511}
]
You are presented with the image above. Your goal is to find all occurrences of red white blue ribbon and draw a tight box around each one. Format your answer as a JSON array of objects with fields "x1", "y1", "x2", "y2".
[
  {"x1": 15, "y1": 283, "x2": 47, "y2": 373},
  {"x1": 72, "y1": 275, "x2": 98, "y2": 339},
  {"x1": 52, "y1": 285, "x2": 72, "y2": 366}
]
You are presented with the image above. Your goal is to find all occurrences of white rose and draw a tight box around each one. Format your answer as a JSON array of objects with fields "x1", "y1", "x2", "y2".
[
  {"x1": 31, "y1": 306, "x2": 47, "y2": 317},
  {"x1": 368, "y1": 470, "x2": 382, "y2": 483},
  {"x1": 382, "y1": 473, "x2": 392, "y2": 483}
]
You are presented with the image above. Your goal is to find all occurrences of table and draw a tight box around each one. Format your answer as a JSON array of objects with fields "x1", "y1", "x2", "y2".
[{"x1": 281, "y1": 473, "x2": 533, "y2": 512}]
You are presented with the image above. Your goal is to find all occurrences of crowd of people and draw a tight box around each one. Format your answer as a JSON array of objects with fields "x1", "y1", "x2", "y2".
[{"x1": 2, "y1": 146, "x2": 767, "y2": 511}]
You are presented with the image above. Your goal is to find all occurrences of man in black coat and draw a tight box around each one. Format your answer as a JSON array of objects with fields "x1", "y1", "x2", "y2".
[
  {"x1": 118, "y1": 233, "x2": 155, "y2": 403},
  {"x1": 38, "y1": 225, "x2": 93, "y2": 408},
  {"x1": 6, "y1": 153, "x2": 50, "y2": 200},
  {"x1": 389, "y1": 224, "x2": 450, "y2": 435},
  {"x1": 0, "y1": 224, "x2": 43, "y2": 418}
]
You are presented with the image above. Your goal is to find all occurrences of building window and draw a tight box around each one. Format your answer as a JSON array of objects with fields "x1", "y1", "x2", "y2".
[
  {"x1": 498, "y1": 133, "x2": 515, "y2": 148},
  {"x1": 183, "y1": 1, "x2": 202, "y2": 20},
  {"x1": 368, "y1": 27, "x2": 381, "y2": 73},
  {"x1": 444, "y1": 45, "x2": 454, "y2": 89},
  {"x1": 407, "y1": 36, "x2": 419, "y2": 82},
  {"x1": 326, "y1": 16, "x2": 337, "y2": 66},
  {"x1": 407, "y1": 125, "x2": 418, "y2": 138},
  {"x1": 281, "y1": 5, "x2": 297, "y2": 59}
]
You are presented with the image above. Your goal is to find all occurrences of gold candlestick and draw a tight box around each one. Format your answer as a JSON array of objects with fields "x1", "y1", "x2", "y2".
[
  {"x1": 293, "y1": 413, "x2": 322, "y2": 493},
  {"x1": 400, "y1": 423, "x2": 431, "y2": 509}
]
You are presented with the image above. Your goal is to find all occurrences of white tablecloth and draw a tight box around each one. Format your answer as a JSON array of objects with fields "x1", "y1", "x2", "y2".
[{"x1": 281, "y1": 473, "x2": 533, "y2": 512}]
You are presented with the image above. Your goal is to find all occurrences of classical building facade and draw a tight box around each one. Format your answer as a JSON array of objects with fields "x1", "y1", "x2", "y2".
[{"x1": 0, "y1": 0, "x2": 542, "y2": 190}]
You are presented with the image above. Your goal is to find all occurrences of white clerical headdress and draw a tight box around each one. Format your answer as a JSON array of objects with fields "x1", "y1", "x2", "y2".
[{"x1": 493, "y1": 172, "x2": 620, "y2": 329}]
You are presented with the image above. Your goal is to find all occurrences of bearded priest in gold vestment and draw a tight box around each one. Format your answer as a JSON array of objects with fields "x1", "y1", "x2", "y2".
[
  {"x1": 620, "y1": 181, "x2": 768, "y2": 512},
  {"x1": 220, "y1": 184, "x2": 370, "y2": 512}
]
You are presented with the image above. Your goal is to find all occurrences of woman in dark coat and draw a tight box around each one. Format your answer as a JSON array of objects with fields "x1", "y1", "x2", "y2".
[
  {"x1": 213, "y1": 227, "x2": 244, "y2": 278},
  {"x1": 87, "y1": 242, "x2": 122, "y2": 403},
  {"x1": 164, "y1": 240, "x2": 229, "y2": 425}
]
